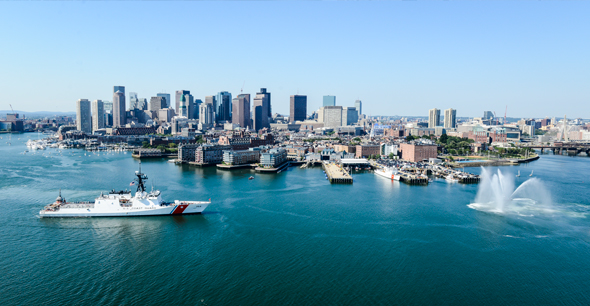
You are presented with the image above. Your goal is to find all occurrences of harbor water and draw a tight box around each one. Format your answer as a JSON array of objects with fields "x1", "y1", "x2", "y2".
[{"x1": 1, "y1": 135, "x2": 590, "y2": 305}]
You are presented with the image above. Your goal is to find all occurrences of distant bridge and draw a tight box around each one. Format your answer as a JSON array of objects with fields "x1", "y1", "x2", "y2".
[{"x1": 518, "y1": 143, "x2": 590, "y2": 156}]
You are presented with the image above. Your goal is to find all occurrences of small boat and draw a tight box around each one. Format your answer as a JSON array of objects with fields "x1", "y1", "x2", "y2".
[
  {"x1": 529, "y1": 170, "x2": 533, "y2": 177},
  {"x1": 249, "y1": 176, "x2": 254, "y2": 180},
  {"x1": 516, "y1": 170, "x2": 520, "y2": 177}
]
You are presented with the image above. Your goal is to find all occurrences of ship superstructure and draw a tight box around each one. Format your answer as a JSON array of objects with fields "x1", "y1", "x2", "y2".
[{"x1": 40, "y1": 163, "x2": 210, "y2": 217}]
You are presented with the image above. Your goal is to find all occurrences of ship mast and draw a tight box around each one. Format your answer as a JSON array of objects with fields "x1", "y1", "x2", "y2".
[{"x1": 135, "y1": 162, "x2": 148, "y2": 193}]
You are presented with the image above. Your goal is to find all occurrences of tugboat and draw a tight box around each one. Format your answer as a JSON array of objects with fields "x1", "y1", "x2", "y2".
[{"x1": 39, "y1": 162, "x2": 210, "y2": 217}]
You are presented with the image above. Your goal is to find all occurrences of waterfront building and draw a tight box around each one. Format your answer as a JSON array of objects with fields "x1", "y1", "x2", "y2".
[
  {"x1": 149, "y1": 96, "x2": 165, "y2": 112},
  {"x1": 113, "y1": 90, "x2": 126, "y2": 127},
  {"x1": 216, "y1": 91, "x2": 232, "y2": 122},
  {"x1": 444, "y1": 108, "x2": 457, "y2": 129},
  {"x1": 355, "y1": 100, "x2": 362, "y2": 117},
  {"x1": 76, "y1": 99, "x2": 92, "y2": 133},
  {"x1": 178, "y1": 144, "x2": 200, "y2": 162},
  {"x1": 223, "y1": 148, "x2": 261, "y2": 165},
  {"x1": 260, "y1": 148, "x2": 287, "y2": 168},
  {"x1": 195, "y1": 144, "x2": 232, "y2": 165},
  {"x1": 400, "y1": 143, "x2": 437, "y2": 162},
  {"x1": 428, "y1": 108, "x2": 440, "y2": 128},
  {"x1": 157, "y1": 93, "x2": 170, "y2": 109},
  {"x1": 91, "y1": 100, "x2": 104, "y2": 132},
  {"x1": 323, "y1": 95, "x2": 336, "y2": 107},
  {"x1": 355, "y1": 145, "x2": 380, "y2": 158},
  {"x1": 252, "y1": 88, "x2": 270, "y2": 131},
  {"x1": 290, "y1": 95, "x2": 307, "y2": 122},
  {"x1": 232, "y1": 94, "x2": 251, "y2": 129}
]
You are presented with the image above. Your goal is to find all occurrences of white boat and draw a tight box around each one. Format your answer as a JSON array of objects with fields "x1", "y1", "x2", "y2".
[
  {"x1": 39, "y1": 163, "x2": 210, "y2": 218},
  {"x1": 529, "y1": 170, "x2": 534, "y2": 177},
  {"x1": 374, "y1": 167, "x2": 401, "y2": 181},
  {"x1": 516, "y1": 170, "x2": 520, "y2": 177},
  {"x1": 445, "y1": 174, "x2": 459, "y2": 183}
]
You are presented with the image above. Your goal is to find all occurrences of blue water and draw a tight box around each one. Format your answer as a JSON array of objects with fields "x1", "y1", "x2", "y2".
[{"x1": 1, "y1": 134, "x2": 590, "y2": 305}]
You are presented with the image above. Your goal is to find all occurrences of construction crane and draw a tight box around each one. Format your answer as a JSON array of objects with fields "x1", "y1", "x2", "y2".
[
  {"x1": 9, "y1": 104, "x2": 14, "y2": 113},
  {"x1": 240, "y1": 81, "x2": 245, "y2": 94},
  {"x1": 504, "y1": 105, "x2": 507, "y2": 125}
]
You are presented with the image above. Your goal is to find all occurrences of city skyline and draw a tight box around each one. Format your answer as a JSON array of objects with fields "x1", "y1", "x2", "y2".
[{"x1": 1, "y1": 2, "x2": 588, "y2": 118}]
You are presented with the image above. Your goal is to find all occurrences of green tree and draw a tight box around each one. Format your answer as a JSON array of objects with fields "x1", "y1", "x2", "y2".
[
  {"x1": 388, "y1": 152, "x2": 394, "y2": 159},
  {"x1": 168, "y1": 143, "x2": 177, "y2": 148},
  {"x1": 353, "y1": 137, "x2": 361, "y2": 142},
  {"x1": 406, "y1": 135, "x2": 415, "y2": 141},
  {"x1": 156, "y1": 144, "x2": 166, "y2": 151},
  {"x1": 439, "y1": 134, "x2": 448, "y2": 144},
  {"x1": 142, "y1": 141, "x2": 150, "y2": 148}
]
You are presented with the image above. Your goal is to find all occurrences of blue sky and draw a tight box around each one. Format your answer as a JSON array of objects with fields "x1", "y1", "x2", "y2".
[{"x1": 0, "y1": 1, "x2": 588, "y2": 118}]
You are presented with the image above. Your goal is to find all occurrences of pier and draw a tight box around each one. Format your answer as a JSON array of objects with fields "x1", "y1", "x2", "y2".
[{"x1": 322, "y1": 162, "x2": 353, "y2": 184}]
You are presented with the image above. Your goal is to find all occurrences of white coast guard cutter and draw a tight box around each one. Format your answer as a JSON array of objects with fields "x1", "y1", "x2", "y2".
[{"x1": 40, "y1": 163, "x2": 210, "y2": 218}]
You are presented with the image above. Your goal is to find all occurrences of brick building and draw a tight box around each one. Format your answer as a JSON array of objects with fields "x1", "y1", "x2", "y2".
[
  {"x1": 400, "y1": 143, "x2": 437, "y2": 162},
  {"x1": 355, "y1": 145, "x2": 380, "y2": 158}
]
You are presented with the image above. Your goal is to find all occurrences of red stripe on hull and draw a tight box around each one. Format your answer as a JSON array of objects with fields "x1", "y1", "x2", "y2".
[{"x1": 172, "y1": 204, "x2": 189, "y2": 214}]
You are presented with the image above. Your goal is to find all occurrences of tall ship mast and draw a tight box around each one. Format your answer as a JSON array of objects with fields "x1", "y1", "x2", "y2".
[{"x1": 40, "y1": 162, "x2": 210, "y2": 218}]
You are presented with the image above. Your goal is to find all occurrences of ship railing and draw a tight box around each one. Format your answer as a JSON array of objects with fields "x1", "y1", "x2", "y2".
[
  {"x1": 60, "y1": 203, "x2": 95, "y2": 209},
  {"x1": 175, "y1": 200, "x2": 211, "y2": 205}
]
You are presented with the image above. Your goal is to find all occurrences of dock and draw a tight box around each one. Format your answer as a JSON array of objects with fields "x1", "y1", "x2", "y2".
[{"x1": 322, "y1": 162, "x2": 353, "y2": 184}]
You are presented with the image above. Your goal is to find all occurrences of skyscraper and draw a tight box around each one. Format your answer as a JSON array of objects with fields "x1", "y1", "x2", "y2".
[
  {"x1": 157, "y1": 93, "x2": 171, "y2": 109},
  {"x1": 92, "y1": 100, "x2": 104, "y2": 132},
  {"x1": 199, "y1": 103, "x2": 214, "y2": 126},
  {"x1": 76, "y1": 99, "x2": 91, "y2": 133},
  {"x1": 113, "y1": 86, "x2": 125, "y2": 95},
  {"x1": 252, "y1": 88, "x2": 270, "y2": 131},
  {"x1": 149, "y1": 97, "x2": 165, "y2": 112},
  {"x1": 342, "y1": 107, "x2": 358, "y2": 126},
  {"x1": 175, "y1": 90, "x2": 190, "y2": 115},
  {"x1": 232, "y1": 94, "x2": 251, "y2": 129},
  {"x1": 113, "y1": 90, "x2": 126, "y2": 127},
  {"x1": 194, "y1": 99, "x2": 203, "y2": 119},
  {"x1": 444, "y1": 108, "x2": 457, "y2": 129},
  {"x1": 321, "y1": 106, "x2": 343, "y2": 128},
  {"x1": 205, "y1": 96, "x2": 216, "y2": 121},
  {"x1": 428, "y1": 108, "x2": 440, "y2": 128},
  {"x1": 290, "y1": 95, "x2": 307, "y2": 122},
  {"x1": 129, "y1": 92, "x2": 138, "y2": 110},
  {"x1": 216, "y1": 91, "x2": 232, "y2": 122},
  {"x1": 355, "y1": 100, "x2": 362, "y2": 117},
  {"x1": 483, "y1": 111, "x2": 494, "y2": 120},
  {"x1": 323, "y1": 95, "x2": 336, "y2": 107}
]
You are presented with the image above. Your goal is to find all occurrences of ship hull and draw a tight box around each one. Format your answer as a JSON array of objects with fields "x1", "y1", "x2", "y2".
[
  {"x1": 39, "y1": 202, "x2": 209, "y2": 218},
  {"x1": 375, "y1": 169, "x2": 401, "y2": 181}
]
